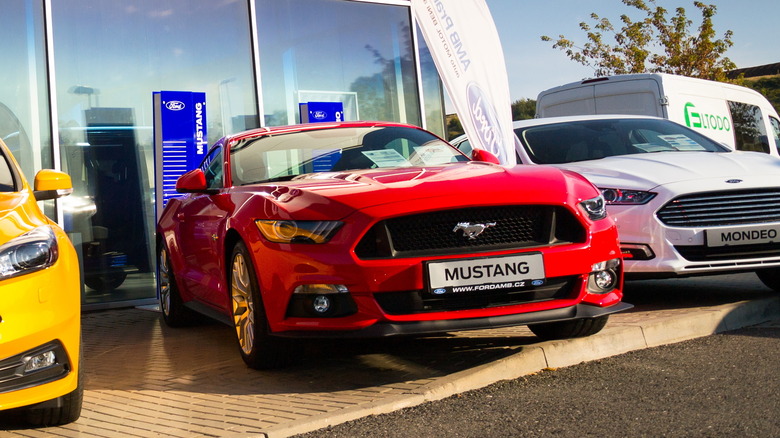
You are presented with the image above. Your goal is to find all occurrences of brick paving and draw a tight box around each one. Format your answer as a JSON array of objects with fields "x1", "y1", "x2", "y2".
[{"x1": 1, "y1": 273, "x2": 776, "y2": 437}]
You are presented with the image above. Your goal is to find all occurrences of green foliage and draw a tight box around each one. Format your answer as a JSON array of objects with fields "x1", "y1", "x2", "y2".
[
  {"x1": 541, "y1": 0, "x2": 736, "y2": 81},
  {"x1": 446, "y1": 114, "x2": 463, "y2": 140},
  {"x1": 512, "y1": 98, "x2": 537, "y2": 120},
  {"x1": 739, "y1": 76, "x2": 780, "y2": 113}
]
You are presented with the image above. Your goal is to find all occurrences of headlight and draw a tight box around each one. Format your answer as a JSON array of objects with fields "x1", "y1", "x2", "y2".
[
  {"x1": 256, "y1": 220, "x2": 342, "y2": 244},
  {"x1": 600, "y1": 188, "x2": 656, "y2": 205},
  {"x1": 579, "y1": 195, "x2": 607, "y2": 221},
  {"x1": 0, "y1": 226, "x2": 59, "y2": 279}
]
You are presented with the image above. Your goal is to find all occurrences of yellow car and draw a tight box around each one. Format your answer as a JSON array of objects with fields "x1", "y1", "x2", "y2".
[{"x1": 0, "y1": 139, "x2": 82, "y2": 425}]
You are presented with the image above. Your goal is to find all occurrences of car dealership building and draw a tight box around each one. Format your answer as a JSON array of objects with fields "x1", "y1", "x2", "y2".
[{"x1": 1, "y1": 0, "x2": 445, "y2": 309}]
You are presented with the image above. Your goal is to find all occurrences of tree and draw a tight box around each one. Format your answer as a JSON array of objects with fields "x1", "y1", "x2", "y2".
[
  {"x1": 512, "y1": 98, "x2": 537, "y2": 120},
  {"x1": 541, "y1": 0, "x2": 736, "y2": 82},
  {"x1": 739, "y1": 76, "x2": 780, "y2": 114}
]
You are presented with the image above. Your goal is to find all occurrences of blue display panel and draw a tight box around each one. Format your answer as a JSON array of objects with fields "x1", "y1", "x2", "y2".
[
  {"x1": 153, "y1": 91, "x2": 207, "y2": 216},
  {"x1": 299, "y1": 101, "x2": 344, "y2": 123}
]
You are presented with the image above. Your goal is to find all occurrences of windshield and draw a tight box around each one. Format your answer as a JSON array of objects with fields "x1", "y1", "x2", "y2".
[
  {"x1": 230, "y1": 125, "x2": 468, "y2": 185},
  {"x1": 516, "y1": 118, "x2": 729, "y2": 164}
]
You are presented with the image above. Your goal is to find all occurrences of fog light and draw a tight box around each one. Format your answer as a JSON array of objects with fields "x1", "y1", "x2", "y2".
[
  {"x1": 588, "y1": 258, "x2": 621, "y2": 293},
  {"x1": 594, "y1": 270, "x2": 616, "y2": 289},
  {"x1": 287, "y1": 284, "x2": 357, "y2": 318},
  {"x1": 24, "y1": 350, "x2": 57, "y2": 372},
  {"x1": 312, "y1": 295, "x2": 331, "y2": 314}
]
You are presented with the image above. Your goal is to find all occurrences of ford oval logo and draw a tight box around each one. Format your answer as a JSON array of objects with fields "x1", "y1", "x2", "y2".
[
  {"x1": 432, "y1": 288, "x2": 447, "y2": 295},
  {"x1": 466, "y1": 82, "x2": 506, "y2": 163},
  {"x1": 165, "y1": 100, "x2": 185, "y2": 111},
  {"x1": 312, "y1": 111, "x2": 328, "y2": 120},
  {"x1": 725, "y1": 179, "x2": 743, "y2": 184}
]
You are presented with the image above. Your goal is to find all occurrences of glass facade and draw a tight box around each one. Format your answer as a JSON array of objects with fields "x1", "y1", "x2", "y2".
[
  {"x1": 256, "y1": 0, "x2": 421, "y2": 126},
  {"x1": 0, "y1": 1, "x2": 51, "y2": 182},
  {"x1": 0, "y1": 0, "x2": 444, "y2": 309}
]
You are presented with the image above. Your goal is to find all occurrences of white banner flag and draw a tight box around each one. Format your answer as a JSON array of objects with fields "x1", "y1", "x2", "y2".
[{"x1": 411, "y1": 0, "x2": 517, "y2": 166}]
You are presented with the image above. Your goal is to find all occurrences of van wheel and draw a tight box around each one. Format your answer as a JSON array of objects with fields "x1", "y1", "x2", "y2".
[
  {"x1": 528, "y1": 315, "x2": 609, "y2": 340},
  {"x1": 230, "y1": 241, "x2": 291, "y2": 369},
  {"x1": 756, "y1": 268, "x2": 780, "y2": 292}
]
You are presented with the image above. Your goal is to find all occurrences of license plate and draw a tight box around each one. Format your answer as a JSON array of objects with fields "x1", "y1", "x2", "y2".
[
  {"x1": 705, "y1": 223, "x2": 780, "y2": 247},
  {"x1": 426, "y1": 253, "x2": 545, "y2": 295}
]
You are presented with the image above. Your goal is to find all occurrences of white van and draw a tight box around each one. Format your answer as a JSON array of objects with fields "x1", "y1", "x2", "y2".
[{"x1": 536, "y1": 73, "x2": 780, "y2": 157}]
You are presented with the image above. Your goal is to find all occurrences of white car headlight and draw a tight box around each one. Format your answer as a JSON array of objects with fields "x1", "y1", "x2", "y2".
[
  {"x1": 601, "y1": 188, "x2": 656, "y2": 205},
  {"x1": 256, "y1": 220, "x2": 342, "y2": 244},
  {"x1": 0, "y1": 226, "x2": 59, "y2": 279},
  {"x1": 579, "y1": 195, "x2": 608, "y2": 221}
]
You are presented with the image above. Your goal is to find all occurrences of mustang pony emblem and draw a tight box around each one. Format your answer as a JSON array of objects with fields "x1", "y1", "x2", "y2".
[{"x1": 453, "y1": 221, "x2": 497, "y2": 240}]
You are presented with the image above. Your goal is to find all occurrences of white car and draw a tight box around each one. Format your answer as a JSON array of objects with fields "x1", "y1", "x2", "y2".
[{"x1": 453, "y1": 115, "x2": 780, "y2": 291}]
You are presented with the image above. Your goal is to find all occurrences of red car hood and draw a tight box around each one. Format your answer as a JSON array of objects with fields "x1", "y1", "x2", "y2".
[{"x1": 236, "y1": 162, "x2": 591, "y2": 220}]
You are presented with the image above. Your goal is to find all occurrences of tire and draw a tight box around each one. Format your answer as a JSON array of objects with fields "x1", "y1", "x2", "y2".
[
  {"x1": 756, "y1": 268, "x2": 780, "y2": 292},
  {"x1": 84, "y1": 271, "x2": 127, "y2": 292},
  {"x1": 230, "y1": 241, "x2": 290, "y2": 369},
  {"x1": 158, "y1": 244, "x2": 199, "y2": 327},
  {"x1": 528, "y1": 315, "x2": 609, "y2": 341}
]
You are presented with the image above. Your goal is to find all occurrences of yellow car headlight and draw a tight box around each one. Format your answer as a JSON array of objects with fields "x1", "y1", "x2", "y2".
[
  {"x1": 0, "y1": 226, "x2": 59, "y2": 279},
  {"x1": 255, "y1": 220, "x2": 342, "y2": 244}
]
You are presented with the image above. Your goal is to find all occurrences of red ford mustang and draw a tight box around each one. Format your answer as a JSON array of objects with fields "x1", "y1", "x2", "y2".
[{"x1": 156, "y1": 121, "x2": 630, "y2": 369}]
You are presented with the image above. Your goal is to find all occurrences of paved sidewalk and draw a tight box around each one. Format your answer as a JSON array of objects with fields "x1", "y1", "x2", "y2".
[{"x1": 2, "y1": 274, "x2": 779, "y2": 437}]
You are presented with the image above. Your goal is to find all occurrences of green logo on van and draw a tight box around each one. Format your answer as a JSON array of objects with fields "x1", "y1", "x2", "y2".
[{"x1": 684, "y1": 102, "x2": 731, "y2": 131}]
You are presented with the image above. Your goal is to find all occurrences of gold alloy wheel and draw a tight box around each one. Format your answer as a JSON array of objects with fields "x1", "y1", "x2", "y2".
[
  {"x1": 231, "y1": 252, "x2": 255, "y2": 355},
  {"x1": 158, "y1": 247, "x2": 172, "y2": 316}
]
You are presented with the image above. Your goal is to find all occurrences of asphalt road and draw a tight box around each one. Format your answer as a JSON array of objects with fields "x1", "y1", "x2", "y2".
[{"x1": 294, "y1": 276, "x2": 780, "y2": 438}]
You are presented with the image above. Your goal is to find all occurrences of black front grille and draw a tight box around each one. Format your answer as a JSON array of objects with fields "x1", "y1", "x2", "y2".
[
  {"x1": 657, "y1": 188, "x2": 780, "y2": 227},
  {"x1": 374, "y1": 276, "x2": 578, "y2": 314},
  {"x1": 355, "y1": 206, "x2": 585, "y2": 259}
]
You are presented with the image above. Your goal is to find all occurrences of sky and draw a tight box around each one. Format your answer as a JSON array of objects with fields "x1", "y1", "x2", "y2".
[{"x1": 483, "y1": 0, "x2": 779, "y2": 101}]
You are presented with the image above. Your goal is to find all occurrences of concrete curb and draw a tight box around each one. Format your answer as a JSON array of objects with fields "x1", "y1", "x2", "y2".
[{"x1": 260, "y1": 296, "x2": 780, "y2": 438}]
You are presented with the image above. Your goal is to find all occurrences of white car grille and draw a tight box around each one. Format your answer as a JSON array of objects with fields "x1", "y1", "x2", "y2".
[{"x1": 657, "y1": 189, "x2": 780, "y2": 227}]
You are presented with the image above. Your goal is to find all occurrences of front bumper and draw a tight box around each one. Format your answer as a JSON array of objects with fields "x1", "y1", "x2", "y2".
[
  {"x1": 0, "y1": 231, "x2": 80, "y2": 411},
  {"x1": 271, "y1": 301, "x2": 633, "y2": 338}
]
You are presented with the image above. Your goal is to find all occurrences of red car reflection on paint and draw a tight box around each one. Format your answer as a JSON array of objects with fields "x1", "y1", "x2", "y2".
[{"x1": 156, "y1": 121, "x2": 629, "y2": 369}]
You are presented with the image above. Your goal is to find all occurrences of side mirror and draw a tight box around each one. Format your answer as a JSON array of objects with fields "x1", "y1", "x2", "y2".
[
  {"x1": 470, "y1": 148, "x2": 501, "y2": 164},
  {"x1": 33, "y1": 169, "x2": 73, "y2": 201},
  {"x1": 176, "y1": 169, "x2": 209, "y2": 193}
]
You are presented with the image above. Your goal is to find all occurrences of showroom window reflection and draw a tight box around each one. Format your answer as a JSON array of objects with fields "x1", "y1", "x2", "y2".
[
  {"x1": 256, "y1": 0, "x2": 422, "y2": 127},
  {"x1": 51, "y1": 0, "x2": 257, "y2": 306},
  {"x1": 0, "y1": 0, "x2": 51, "y2": 183}
]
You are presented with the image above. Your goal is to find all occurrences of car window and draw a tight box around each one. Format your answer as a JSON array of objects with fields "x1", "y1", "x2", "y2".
[
  {"x1": 453, "y1": 138, "x2": 473, "y2": 156},
  {"x1": 515, "y1": 118, "x2": 729, "y2": 164},
  {"x1": 0, "y1": 148, "x2": 17, "y2": 192},
  {"x1": 728, "y1": 101, "x2": 769, "y2": 154},
  {"x1": 230, "y1": 126, "x2": 468, "y2": 185},
  {"x1": 770, "y1": 116, "x2": 780, "y2": 148},
  {"x1": 200, "y1": 145, "x2": 224, "y2": 189}
]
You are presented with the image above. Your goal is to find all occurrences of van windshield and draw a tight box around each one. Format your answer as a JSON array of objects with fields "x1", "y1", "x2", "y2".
[{"x1": 516, "y1": 118, "x2": 729, "y2": 164}]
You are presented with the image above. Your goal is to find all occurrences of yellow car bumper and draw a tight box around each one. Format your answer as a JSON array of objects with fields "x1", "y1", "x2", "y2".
[{"x1": 0, "y1": 228, "x2": 81, "y2": 411}]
